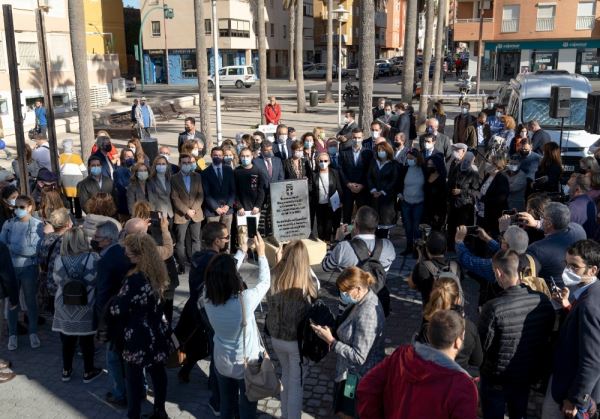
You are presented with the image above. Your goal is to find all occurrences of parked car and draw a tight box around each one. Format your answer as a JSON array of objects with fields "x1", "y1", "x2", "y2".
[
  {"x1": 375, "y1": 60, "x2": 392, "y2": 77},
  {"x1": 304, "y1": 63, "x2": 348, "y2": 78},
  {"x1": 303, "y1": 62, "x2": 316, "y2": 71},
  {"x1": 355, "y1": 65, "x2": 380, "y2": 80},
  {"x1": 208, "y1": 65, "x2": 256, "y2": 89},
  {"x1": 125, "y1": 79, "x2": 136, "y2": 92}
]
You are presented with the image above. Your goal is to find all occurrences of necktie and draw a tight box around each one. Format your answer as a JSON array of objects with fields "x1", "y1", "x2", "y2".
[
  {"x1": 217, "y1": 167, "x2": 223, "y2": 184},
  {"x1": 266, "y1": 159, "x2": 272, "y2": 178},
  {"x1": 281, "y1": 144, "x2": 287, "y2": 160}
]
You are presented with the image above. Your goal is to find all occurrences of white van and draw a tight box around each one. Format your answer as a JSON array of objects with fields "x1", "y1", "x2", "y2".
[
  {"x1": 208, "y1": 65, "x2": 256, "y2": 89},
  {"x1": 506, "y1": 70, "x2": 596, "y2": 171}
]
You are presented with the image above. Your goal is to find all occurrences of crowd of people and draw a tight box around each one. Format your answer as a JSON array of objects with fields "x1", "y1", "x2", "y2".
[{"x1": 0, "y1": 94, "x2": 599, "y2": 419}]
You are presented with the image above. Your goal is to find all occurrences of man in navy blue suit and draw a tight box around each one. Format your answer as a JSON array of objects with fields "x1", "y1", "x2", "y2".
[
  {"x1": 339, "y1": 127, "x2": 374, "y2": 224},
  {"x1": 253, "y1": 141, "x2": 284, "y2": 235},
  {"x1": 273, "y1": 124, "x2": 293, "y2": 161},
  {"x1": 202, "y1": 146, "x2": 236, "y2": 235}
]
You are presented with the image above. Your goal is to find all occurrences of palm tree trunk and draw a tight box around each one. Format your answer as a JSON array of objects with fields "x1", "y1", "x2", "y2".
[
  {"x1": 288, "y1": 5, "x2": 295, "y2": 82},
  {"x1": 324, "y1": 0, "x2": 334, "y2": 103},
  {"x1": 418, "y1": 0, "x2": 435, "y2": 116},
  {"x1": 358, "y1": 0, "x2": 375, "y2": 130},
  {"x1": 68, "y1": 0, "x2": 94, "y2": 158},
  {"x1": 431, "y1": 0, "x2": 446, "y2": 98},
  {"x1": 258, "y1": 0, "x2": 268, "y2": 123},
  {"x1": 194, "y1": 0, "x2": 212, "y2": 146},
  {"x1": 295, "y1": 0, "x2": 305, "y2": 113},
  {"x1": 401, "y1": 0, "x2": 418, "y2": 104}
]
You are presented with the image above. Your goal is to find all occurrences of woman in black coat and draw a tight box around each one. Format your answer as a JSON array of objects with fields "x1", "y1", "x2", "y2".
[
  {"x1": 478, "y1": 154, "x2": 510, "y2": 238},
  {"x1": 311, "y1": 152, "x2": 343, "y2": 241},
  {"x1": 423, "y1": 153, "x2": 448, "y2": 231},
  {"x1": 368, "y1": 142, "x2": 399, "y2": 225},
  {"x1": 534, "y1": 141, "x2": 563, "y2": 194}
]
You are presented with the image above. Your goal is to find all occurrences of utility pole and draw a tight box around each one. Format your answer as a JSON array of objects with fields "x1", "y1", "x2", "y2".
[
  {"x1": 35, "y1": 8, "x2": 59, "y2": 175},
  {"x1": 163, "y1": 0, "x2": 169, "y2": 83},
  {"x1": 476, "y1": 0, "x2": 485, "y2": 95},
  {"x1": 3, "y1": 5, "x2": 29, "y2": 195},
  {"x1": 211, "y1": 0, "x2": 222, "y2": 145}
]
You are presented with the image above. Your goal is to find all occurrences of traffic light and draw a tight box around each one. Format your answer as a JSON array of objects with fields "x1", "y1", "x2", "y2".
[{"x1": 163, "y1": 4, "x2": 174, "y2": 19}]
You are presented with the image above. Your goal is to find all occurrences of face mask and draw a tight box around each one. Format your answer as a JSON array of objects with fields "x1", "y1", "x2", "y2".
[
  {"x1": 508, "y1": 164, "x2": 519, "y2": 172},
  {"x1": 424, "y1": 142, "x2": 434, "y2": 150},
  {"x1": 452, "y1": 151, "x2": 461, "y2": 160},
  {"x1": 181, "y1": 164, "x2": 194, "y2": 174},
  {"x1": 90, "y1": 166, "x2": 102, "y2": 177},
  {"x1": 191, "y1": 149, "x2": 199, "y2": 157},
  {"x1": 137, "y1": 171, "x2": 149, "y2": 181},
  {"x1": 496, "y1": 112, "x2": 503, "y2": 118},
  {"x1": 407, "y1": 159, "x2": 416, "y2": 167},
  {"x1": 563, "y1": 185, "x2": 570, "y2": 196},
  {"x1": 562, "y1": 267, "x2": 583, "y2": 287},
  {"x1": 224, "y1": 156, "x2": 233, "y2": 163},
  {"x1": 328, "y1": 146, "x2": 338, "y2": 155},
  {"x1": 294, "y1": 151, "x2": 304, "y2": 159},
  {"x1": 352, "y1": 138, "x2": 362, "y2": 147},
  {"x1": 14, "y1": 208, "x2": 27, "y2": 219},
  {"x1": 160, "y1": 153, "x2": 170, "y2": 162},
  {"x1": 156, "y1": 164, "x2": 167, "y2": 174},
  {"x1": 90, "y1": 239, "x2": 102, "y2": 253},
  {"x1": 372, "y1": 131, "x2": 380, "y2": 139},
  {"x1": 487, "y1": 103, "x2": 494, "y2": 109},
  {"x1": 125, "y1": 158, "x2": 135, "y2": 168},
  {"x1": 394, "y1": 142, "x2": 403, "y2": 149},
  {"x1": 385, "y1": 111, "x2": 391, "y2": 116},
  {"x1": 212, "y1": 157, "x2": 223, "y2": 166},
  {"x1": 520, "y1": 132, "x2": 528, "y2": 138},
  {"x1": 263, "y1": 151, "x2": 273, "y2": 159},
  {"x1": 129, "y1": 146, "x2": 136, "y2": 154},
  {"x1": 379, "y1": 104, "x2": 385, "y2": 110},
  {"x1": 426, "y1": 126, "x2": 433, "y2": 135},
  {"x1": 241, "y1": 157, "x2": 252, "y2": 167},
  {"x1": 318, "y1": 161, "x2": 329, "y2": 170},
  {"x1": 343, "y1": 117, "x2": 349, "y2": 124},
  {"x1": 278, "y1": 135, "x2": 287, "y2": 143},
  {"x1": 304, "y1": 141, "x2": 314, "y2": 149},
  {"x1": 236, "y1": 144, "x2": 244, "y2": 153},
  {"x1": 340, "y1": 291, "x2": 358, "y2": 305},
  {"x1": 9, "y1": 180, "x2": 17, "y2": 187},
  {"x1": 7, "y1": 199, "x2": 16, "y2": 207},
  {"x1": 377, "y1": 151, "x2": 387, "y2": 160},
  {"x1": 461, "y1": 108, "x2": 469, "y2": 115},
  {"x1": 102, "y1": 143, "x2": 112, "y2": 153},
  {"x1": 319, "y1": 133, "x2": 326, "y2": 140}
]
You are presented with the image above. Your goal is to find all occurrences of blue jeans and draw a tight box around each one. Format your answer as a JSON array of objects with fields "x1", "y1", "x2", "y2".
[
  {"x1": 106, "y1": 345, "x2": 126, "y2": 401},
  {"x1": 480, "y1": 377, "x2": 530, "y2": 419},
  {"x1": 401, "y1": 201, "x2": 424, "y2": 248},
  {"x1": 216, "y1": 369, "x2": 257, "y2": 419},
  {"x1": 8, "y1": 265, "x2": 38, "y2": 336}
]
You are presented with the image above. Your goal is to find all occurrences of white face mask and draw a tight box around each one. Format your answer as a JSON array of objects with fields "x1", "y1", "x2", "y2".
[
  {"x1": 452, "y1": 150, "x2": 461, "y2": 160},
  {"x1": 562, "y1": 267, "x2": 583, "y2": 287},
  {"x1": 343, "y1": 117, "x2": 349, "y2": 124},
  {"x1": 191, "y1": 149, "x2": 199, "y2": 157},
  {"x1": 385, "y1": 111, "x2": 391, "y2": 116},
  {"x1": 508, "y1": 164, "x2": 519, "y2": 172},
  {"x1": 278, "y1": 135, "x2": 287, "y2": 143},
  {"x1": 372, "y1": 131, "x2": 380, "y2": 139},
  {"x1": 424, "y1": 142, "x2": 434, "y2": 150},
  {"x1": 294, "y1": 151, "x2": 304, "y2": 159},
  {"x1": 129, "y1": 146, "x2": 136, "y2": 154}
]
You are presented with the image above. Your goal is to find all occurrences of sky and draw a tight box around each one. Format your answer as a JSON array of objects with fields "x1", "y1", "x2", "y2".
[{"x1": 123, "y1": 0, "x2": 140, "y2": 8}]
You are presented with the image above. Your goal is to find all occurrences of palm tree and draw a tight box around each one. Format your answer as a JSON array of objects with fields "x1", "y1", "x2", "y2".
[
  {"x1": 418, "y1": 0, "x2": 435, "y2": 116},
  {"x1": 67, "y1": 0, "x2": 94, "y2": 157},
  {"x1": 401, "y1": 0, "x2": 418, "y2": 104},
  {"x1": 194, "y1": 0, "x2": 212, "y2": 146},
  {"x1": 324, "y1": 0, "x2": 334, "y2": 103},
  {"x1": 358, "y1": 0, "x2": 376, "y2": 130},
  {"x1": 288, "y1": 5, "x2": 295, "y2": 82},
  {"x1": 431, "y1": 0, "x2": 446, "y2": 97},
  {"x1": 257, "y1": 0, "x2": 268, "y2": 124}
]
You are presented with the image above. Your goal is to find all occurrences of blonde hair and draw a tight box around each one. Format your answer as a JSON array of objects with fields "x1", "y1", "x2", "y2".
[
  {"x1": 123, "y1": 233, "x2": 169, "y2": 298},
  {"x1": 48, "y1": 207, "x2": 71, "y2": 230},
  {"x1": 61, "y1": 226, "x2": 90, "y2": 256},
  {"x1": 337, "y1": 266, "x2": 375, "y2": 292},
  {"x1": 423, "y1": 278, "x2": 460, "y2": 321},
  {"x1": 132, "y1": 201, "x2": 151, "y2": 219},
  {"x1": 271, "y1": 240, "x2": 317, "y2": 299}
]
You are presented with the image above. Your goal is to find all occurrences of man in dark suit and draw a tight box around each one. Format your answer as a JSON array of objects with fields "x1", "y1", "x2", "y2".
[
  {"x1": 76, "y1": 155, "x2": 114, "y2": 211},
  {"x1": 253, "y1": 141, "x2": 285, "y2": 189},
  {"x1": 529, "y1": 120, "x2": 552, "y2": 155},
  {"x1": 394, "y1": 103, "x2": 412, "y2": 141},
  {"x1": 372, "y1": 97, "x2": 386, "y2": 121},
  {"x1": 327, "y1": 138, "x2": 341, "y2": 170},
  {"x1": 178, "y1": 117, "x2": 207, "y2": 152},
  {"x1": 362, "y1": 121, "x2": 384, "y2": 152},
  {"x1": 339, "y1": 128, "x2": 374, "y2": 223},
  {"x1": 337, "y1": 110, "x2": 358, "y2": 137},
  {"x1": 420, "y1": 118, "x2": 452, "y2": 161},
  {"x1": 171, "y1": 153, "x2": 204, "y2": 273},
  {"x1": 202, "y1": 146, "x2": 236, "y2": 235},
  {"x1": 545, "y1": 240, "x2": 600, "y2": 419},
  {"x1": 453, "y1": 102, "x2": 477, "y2": 144},
  {"x1": 273, "y1": 124, "x2": 293, "y2": 160}
]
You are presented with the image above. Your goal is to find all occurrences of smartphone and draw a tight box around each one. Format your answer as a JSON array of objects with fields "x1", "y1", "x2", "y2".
[
  {"x1": 347, "y1": 224, "x2": 354, "y2": 235},
  {"x1": 466, "y1": 225, "x2": 479, "y2": 235},
  {"x1": 247, "y1": 216, "x2": 258, "y2": 238},
  {"x1": 150, "y1": 211, "x2": 161, "y2": 226},
  {"x1": 344, "y1": 373, "x2": 358, "y2": 399},
  {"x1": 502, "y1": 209, "x2": 517, "y2": 216},
  {"x1": 549, "y1": 277, "x2": 560, "y2": 294}
]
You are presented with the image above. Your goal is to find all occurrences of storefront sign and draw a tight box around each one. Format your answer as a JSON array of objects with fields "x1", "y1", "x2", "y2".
[
  {"x1": 148, "y1": 50, "x2": 164, "y2": 55},
  {"x1": 270, "y1": 180, "x2": 311, "y2": 242},
  {"x1": 169, "y1": 49, "x2": 196, "y2": 55},
  {"x1": 486, "y1": 40, "x2": 600, "y2": 51}
]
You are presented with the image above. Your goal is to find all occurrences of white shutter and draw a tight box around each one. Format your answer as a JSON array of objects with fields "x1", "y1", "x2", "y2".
[
  {"x1": 48, "y1": 34, "x2": 70, "y2": 71},
  {"x1": 577, "y1": 2, "x2": 595, "y2": 17},
  {"x1": 18, "y1": 42, "x2": 40, "y2": 70},
  {"x1": 503, "y1": 5, "x2": 520, "y2": 20},
  {"x1": 537, "y1": 5, "x2": 555, "y2": 19}
]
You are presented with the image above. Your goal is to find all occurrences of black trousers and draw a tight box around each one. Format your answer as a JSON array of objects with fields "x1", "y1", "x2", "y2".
[
  {"x1": 60, "y1": 333, "x2": 94, "y2": 373},
  {"x1": 316, "y1": 203, "x2": 341, "y2": 241},
  {"x1": 447, "y1": 203, "x2": 474, "y2": 250},
  {"x1": 125, "y1": 362, "x2": 167, "y2": 419},
  {"x1": 342, "y1": 187, "x2": 370, "y2": 224},
  {"x1": 175, "y1": 220, "x2": 202, "y2": 266}
]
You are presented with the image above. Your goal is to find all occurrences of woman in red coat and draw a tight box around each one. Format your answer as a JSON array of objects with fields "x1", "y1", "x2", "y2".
[{"x1": 264, "y1": 96, "x2": 281, "y2": 125}]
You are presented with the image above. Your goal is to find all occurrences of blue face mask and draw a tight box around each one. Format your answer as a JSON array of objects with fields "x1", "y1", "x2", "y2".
[
  {"x1": 90, "y1": 166, "x2": 102, "y2": 177},
  {"x1": 156, "y1": 164, "x2": 167, "y2": 174},
  {"x1": 181, "y1": 163, "x2": 195, "y2": 174},
  {"x1": 14, "y1": 208, "x2": 28, "y2": 219},
  {"x1": 241, "y1": 157, "x2": 252, "y2": 167},
  {"x1": 328, "y1": 146, "x2": 338, "y2": 155},
  {"x1": 340, "y1": 291, "x2": 358, "y2": 305}
]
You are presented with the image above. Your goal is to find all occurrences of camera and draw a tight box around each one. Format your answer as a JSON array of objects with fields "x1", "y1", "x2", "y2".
[{"x1": 414, "y1": 224, "x2": 432, "y2": 259}]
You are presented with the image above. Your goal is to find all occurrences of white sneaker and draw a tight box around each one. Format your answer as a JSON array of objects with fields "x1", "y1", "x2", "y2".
[
  {"x1": 7, "y1": 335, "x2": 17, "y2": 351},
  {"x1": 29, "y1": 334, "x2": 40, "y2": 349}
]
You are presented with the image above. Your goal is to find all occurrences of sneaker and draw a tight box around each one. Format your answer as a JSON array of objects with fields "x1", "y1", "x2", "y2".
[
  {"x1": 7, "y1": 336, "x2": 17, "y2": 351},
  {"x1": 62, "y1": 369, "x2": 72, "y2": 382},
  {"x1": 29, "y1": 334, "x2": 40, "y2": 349},
  {"x1": 208, "y1": 400, "x2": 221, "y2": 417},
  {"x1": 83, "y1": 368, "x2": 103, "y2": 384}
]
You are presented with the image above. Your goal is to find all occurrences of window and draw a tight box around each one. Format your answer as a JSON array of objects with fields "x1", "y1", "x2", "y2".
[
  {"x1": 218, "y1": 19, "x2": 251, "y2": 38},
  {"x1": 265, "y1": 22, "x2": 268, "y2": 36},
  {"x1": 227, "y1": 67, "x2": 243, "y2": 75},
  {"x1": 522, "y1": 98, "x2": 586, "y2": 130},
  {"x1": 283, "y1": 25, "x2": 287, "y2": 39},
  {"x1": 501, "y1": 5, "x2": 519, "y2": 33},
  {"x1": 271, "y1": 23, "x2": 275, "y2": 37},
  {"x1": 18, "y1": 41, "x2": 39, "y2": 70},
  {"x1": 536, "y1": 4, "x2": 555, "y2": 31},
  {"x1": 205, "y1": 19, "x2": 211, "y2": 34},
  {"x1": 48, "y1": 34, "x2": 70, "y2": 71},
  {"x1": 0, "y1": 99, "x2": 8, "y2": 115},
  {"x1": 304, "y1": 2, "x2": 313, "y2": 17},
  {"x1": 577, "y1": 2, "x2": 596, "y2": 30},
  {"x1": 181, "y1": 54, "x2": 197, "y2": 79},
  {"x1": 151, "y1": 21, "x2": 161, "y2": 37}
]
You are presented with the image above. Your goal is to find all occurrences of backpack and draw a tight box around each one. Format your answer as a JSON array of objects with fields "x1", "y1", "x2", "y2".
[
  {"x1": 62, "y1": 253, "x2": 91, "y2": 306},
  {"x1": 520, "y1": 254, "x2": 551, "y2": 298},
  {"x1": 297, "y1": 299, "x2": 335, "y2": 363},
  {"x1": 349, "y1": 238, "x2": 390, "y2": 316},
  {"x1": 423, "y1": 259, "x2": 463, "y2": 298}
]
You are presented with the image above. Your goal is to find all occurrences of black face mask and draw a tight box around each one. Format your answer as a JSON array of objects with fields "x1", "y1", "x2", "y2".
[
  {"x1": 394, "y1": 142, "x2": 404, "y2": 149},
  {"x1": 90, "y1": 239, "x2": 102, "y2": 252},
  {"x1": 426, "y1": 167, "x2": 436, "y2": 175}
]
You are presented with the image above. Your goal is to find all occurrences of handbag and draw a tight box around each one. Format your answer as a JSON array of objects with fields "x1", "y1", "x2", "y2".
[
  {"x1": 240, "y1": 293, "x2": 281, "y2": 402},
  {"x1": 166, "y1": 332, "x2": 187, "y2": 368}
]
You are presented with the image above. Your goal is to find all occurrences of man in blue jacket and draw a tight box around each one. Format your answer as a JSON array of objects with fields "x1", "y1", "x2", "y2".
[{"x1": 34, "y1": 99, "x2": 47, "y2": 137}]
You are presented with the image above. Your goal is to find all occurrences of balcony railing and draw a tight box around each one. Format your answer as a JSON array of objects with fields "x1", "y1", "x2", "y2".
[
  {"x1": 501, "y1": 18, "x2": 519, "y2": 33},
  {"x1": 576, "y1": 15, "x2": 595, "y2": 30},
  {"x1": 536, "y1": 17, "x2": 555, "y2": 31},
  {"x1": 455, "y1": 18, "x2": 494, "y2": 24}
]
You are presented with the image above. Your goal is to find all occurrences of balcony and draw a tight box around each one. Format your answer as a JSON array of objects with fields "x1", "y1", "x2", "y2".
[
  {"x1": 501, "y1": 18, "x2": 519, "y2": 33},
  {"x1": 453, "y1": 18, "x2": 494, "y2": 42},
  {"x1": 536, "y1": 17, "x2": 555, "y2": 32},
  {"x1": 576, "y1": 15, "x2": 595, "y2": 30}
]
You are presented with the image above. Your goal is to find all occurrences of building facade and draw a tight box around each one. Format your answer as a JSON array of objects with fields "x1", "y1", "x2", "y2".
[
  {"x1": 452, "y1": 0, "x2": 600, "y2": 80},
  {"x1": 84, "y1": 0, "x2": 128, "y2": 74},
  {"x1": 140, "y1": 0, "x2": 314, "y2": 84},
  {"x1": 382, "y1": 0, "x2": 406, "y2": 58}
]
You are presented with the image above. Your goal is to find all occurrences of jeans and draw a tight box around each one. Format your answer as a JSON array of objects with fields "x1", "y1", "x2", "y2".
[
  {"x1": 216, "y1": 368, "x2": 257, "y2": 419},
  {"x1": 60, "y1": 333, "x2": 94, "y2": 373},
  {"x1": 271, "y1": 337, "x2": 305, "y2": 419},
  {"x1": 401, "y1": 201, "x2": 424, "y2": 249},
  {"x1": 125, "y1": 362, "x2": 167, "y2": 419},
  {"x1": 8, "y1": 265, "x2": 38, "y2": 336},
  {"x1": 480, "y1": 377, "x2": 530, "y2": 419},
  {"x1": 106, "y1": 345, "x2": 126, "y2": 401},
  {"x1": 174, "y1": 220, "x2": 202, "y2": 266}
]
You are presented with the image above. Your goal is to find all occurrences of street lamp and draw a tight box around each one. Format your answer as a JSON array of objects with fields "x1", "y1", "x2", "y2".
[
  {"x1": 211, "y1": 0, "x2": 222, "y2": 145},
  {"x1": 332, "y1": 5, "x2": 349, "y2": 127}
]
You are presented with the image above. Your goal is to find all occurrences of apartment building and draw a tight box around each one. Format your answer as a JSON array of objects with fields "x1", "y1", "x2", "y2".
[
  {"x1": 382, "y1": 0, "x2": 406, "y2": 58},
  {"x1": 452, "y1": 0, "x2": 600, "y2": 80},
  {"x1": 140, "y1": 0, "x2": 314, "y2": 84},
  {"x1": 84, "y1": 0, "x2": 128, "y2": 74},
  {"x1": 0, "y1": 0, "x2": 120, "y2": 136}
]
